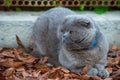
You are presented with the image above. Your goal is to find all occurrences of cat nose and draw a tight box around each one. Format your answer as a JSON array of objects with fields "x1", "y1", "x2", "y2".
[{"x1": 63, "y1": 32, "x2": 69, "y2": 38}]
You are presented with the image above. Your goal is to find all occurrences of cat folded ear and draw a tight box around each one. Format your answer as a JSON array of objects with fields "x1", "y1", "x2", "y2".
[
  {"x1": 74, "y1": 18, "x2": 91, "y2": 28},
  {"x1": 81, "y1": 20, "x2": 90, "y2": 27}
]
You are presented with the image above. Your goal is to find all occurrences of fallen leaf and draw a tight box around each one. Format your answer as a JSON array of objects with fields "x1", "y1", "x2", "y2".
[
  {"x1": 16, "y1": 67, "x2": 25, "y2": 72},
  {"x1": 12, "y1": 62, "x2": 25, "y2": 68},
  {"x1": 64, "y1": 74, "x2": 70, "y2": 77},
  {"x1": 0, "y1": 48, "x2": 3, "y2": 52},
  {"x1": 22, "y1": 71, "x2": 30, "y2": 78},
  {"x1": 23, "y1": 56, "x2": 36, "y2": 64},
  {"x1": 106, "y1": 67, "x2": 113, "y2": 74},
  {"x1": 57, "y1": 66, "x2": 70, "y2": 73},
  {"x1": 32, "y1": 71, "x2": 41, "y2": 77},
  {"x1": 0, "y1": 71, "x2": 6, "y2": 80},
  {"x1": 69, "y1": 73, "x2": 80, "y2": 78},
  {"x1": 37, "y1": 65, "x2": 51, "y2": 74},
  {"x1": 13, "y1": 48, "x2": 24, "y2": 61},
  {"x1": 16, "y1": 35, "x2": 25, "y2": 51},
  {"x1": 0, "y1": 59, "x2": 14, "y2": 68},
  {"x1": 112, "y1": 77, "x2": 120, "y2": 80},
  {"x1": 38, "y1": 57, "x2": 48, "y2": 64},
  {"x1": 79, "y1": 75, "x2": 90, "y2": 80},
  {"x1": 48, "y1": 69, "x2": 61, "y2": 79},
  {"x1": 3, "y1": 67, "x2": 15, "y2": 77},
  {"x1": 25, "y1": 76, "x2": 37, "y2": 80},
  {"x1": 117, "y1": 59, "x2": 120, "y2": 66},
  {"x1": 14, "y1": 70, "x2": 24, "y2": 79},
  {"x1": 0, "y1": 44, "x2": 120, "y2": 80},
  {"x1": 1, "y1": 60, "x2": 24, "y2": 68},
  {"x1": 0, "y1": 48, "x2": 10, "y2": 53},
  {"x1": 12, "y1": 75, "x2": 21, "y2": 80},
  {"x1": 103, "y1": 77, "x2": 112, "y2": 80},
  {"x1": 81, "y1": 65, "x2": 88, "y2": 75},
  {"x1": 1, "y1": 51, "x2": 15, "y2": 58},
  {"x1": 89, "y1": 76, "x2": 102, "y2": 80},
  {"x1": 38, "y1": 71, "x2": 50, "y2": 80},
  {"x1": 110, "y1": 44, "x2": 118, "y2": 51}
]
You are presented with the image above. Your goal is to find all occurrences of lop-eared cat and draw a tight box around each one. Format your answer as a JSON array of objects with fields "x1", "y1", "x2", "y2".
[{"x1": 31, "y1": 7, "x2": 109, "y2": 78}]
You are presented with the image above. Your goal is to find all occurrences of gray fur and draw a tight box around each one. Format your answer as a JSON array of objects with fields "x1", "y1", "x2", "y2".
[{"x1": 31, "y1": 7, "x2": 109, "y2": 78}]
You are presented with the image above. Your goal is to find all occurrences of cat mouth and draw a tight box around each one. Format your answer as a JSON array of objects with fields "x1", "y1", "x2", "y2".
[
  {"x1": 74, "y1": 33, "x2": 90, "y2": 44},
  {"x1": 74, "y1": 37, "x2": 86, "y2": 44}
]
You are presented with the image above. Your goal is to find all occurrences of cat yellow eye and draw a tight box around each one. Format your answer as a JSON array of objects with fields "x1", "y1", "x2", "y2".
[
  {"x1": 69, "y1": 31, "x2": 74, "y2": 34},
  {"x1": 60, "y1": 29, "x2": 64, "y2": 32}
]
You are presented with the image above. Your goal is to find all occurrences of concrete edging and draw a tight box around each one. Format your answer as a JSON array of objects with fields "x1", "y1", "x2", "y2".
[{"x1": 0, "y1": 11, "x2": 120, "y2": 48}]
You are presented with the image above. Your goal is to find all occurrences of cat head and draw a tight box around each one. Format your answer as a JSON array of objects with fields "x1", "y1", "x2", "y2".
[{"x1": 57, "y1": 15, "x2": 99, "y2": 51}]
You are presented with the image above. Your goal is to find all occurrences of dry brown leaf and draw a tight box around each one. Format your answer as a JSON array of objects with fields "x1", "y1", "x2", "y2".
[
  {"x1": 25, "y1": 76, "x2": 37, "y2": 80},
  {"x1": 117, "y1": 59, "x2": 120, "y2": 66},
  {"x1": 23, "y1": 56, "x2": 36, "y2": 64},
  {"x1": 0, "y1": 59, "x2": 14, "y2": 68},
  {"x1": 22, "y1": 71, "x2": 30, "y2": 78},
  {"x1": 104, "y1": 78, "x2": 113, "y2": 80},
  {"x1": 81, "y1": 65, "x2": 88, "y2": 75},
  {"x1": 1, "y1": 51, "x2": 15, "y2": 58},
  {"x1": 1, "y1": 60, "x2": 24, "y2": 68},
  {"x1": 16, "y1": 67, "x2": 25, "y2": 72},
  {"x1": 31, "y1": 71, "x2": 41, "y2": 77},
  {"x1": 37, "y1": 65, "x2": 51, "y2": 74},
  {"x1": 0, "y1": 48, "x2": 11, "y2": 54},
  {"x1": 48, "y1": 69, "x2": 61, "y2": 79},
  {"x1": 38, "y1": 71, "x2": 50, "y2": 80},
  {"x1": 12, "y1": 75, "x2": 21, "y2": 80},
  {"x1": 89, "y1": 76, "x2": 102, "y2": 80},
  {"x1": 3, "y1": 67, "x2": 15, "y2": 77},
  {"x1": 13, "y1": 48, "x2": 23, "y2": 61},
  {"x1": 64, "y1": 76, "x2": 69, "y2": 80},
  {"x1": 16, "y1": 35, "x2": 25, "y2": 51},
  {"x1": 79, "y1": 75, "x2": 90, "y2": 80},
  {"x1": 69, "y1": 73, "x2": 79, "y2": 78},
  {"x1": 5, "y1": 77, "x2": 13, "y2": 80},
  {"x1": 16, "y1": 48, "x2": 25, "y2": 55},
  {"x1": 106, "y1": 67, "x2": 113, "y2": 74},
  {"x1": 0, "y1": 71, "x2": 6, "y2": 80},
  {"x1": 112, "y1": 77, "x2": 120, "y2": 80},
  {"x1": 107, "y1": 57, "x2": 114, "y2": 67},
  {"x1": 110, "y1": 44, "x2": 118, "y2": 51},
  {"x1": 57, "y1": 66, "x2": 70, "y2": 73},
  {"x1": 12, "y1": 62, "x2": 25, "y2": 68},
  {"x1": 0, "y1": 48, "x2": 3, "y2": 51},
  {"x1": 38, "y1": 57, "x2": 48, "y2": 64},
  {"x1": 64, "y1": 74, "x2": 70, "y2": 77},
  {"x1": 0, "y1": 44, "x2": 120, "y2": 80}
]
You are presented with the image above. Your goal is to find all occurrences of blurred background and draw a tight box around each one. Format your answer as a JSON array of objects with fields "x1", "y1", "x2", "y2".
[{"x1": 0, "y1": 0, "x2": 120, "y2": 48}]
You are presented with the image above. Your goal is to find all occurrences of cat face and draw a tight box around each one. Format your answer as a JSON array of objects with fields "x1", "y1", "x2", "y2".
[{"x1": 57, "y1": 15, "x2": 97, "y2": 51}]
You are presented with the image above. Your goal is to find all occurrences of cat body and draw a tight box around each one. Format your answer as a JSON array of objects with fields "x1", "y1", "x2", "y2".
[{"x1": 31, "y1": 7, "x2": 109, "y2": 78}]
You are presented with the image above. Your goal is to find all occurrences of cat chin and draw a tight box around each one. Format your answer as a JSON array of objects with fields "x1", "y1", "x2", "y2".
[{"x1": 63, "y1": 44, "x2": 82, "y2": 51}]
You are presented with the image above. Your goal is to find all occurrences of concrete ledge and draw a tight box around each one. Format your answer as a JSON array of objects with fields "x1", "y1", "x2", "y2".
[{"x1": 0, "y1": 11, "x2": 120, "y2": 48}]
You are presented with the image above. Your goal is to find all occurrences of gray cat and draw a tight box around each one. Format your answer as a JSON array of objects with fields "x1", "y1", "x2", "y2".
[{"x1": 31, "y1": 7, "x2": 109, "y2": 78}]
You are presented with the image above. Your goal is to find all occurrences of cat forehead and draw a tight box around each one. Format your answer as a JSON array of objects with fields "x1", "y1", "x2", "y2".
[{"x1": 63, "y1": 15, "x2": 93, "y2": 27}]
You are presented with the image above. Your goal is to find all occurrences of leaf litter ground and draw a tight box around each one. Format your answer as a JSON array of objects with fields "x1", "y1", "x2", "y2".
[{"x1": 0, "y1": 36, "x2": 120, "y2": 80}]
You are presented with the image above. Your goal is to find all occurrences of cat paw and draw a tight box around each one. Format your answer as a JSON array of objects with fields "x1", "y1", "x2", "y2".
[
  {"x1": 97, "y1": 69, "x2": 109, "y2": 78},
  {"x1": 87, "y1": 68, "x2": 98, "y2": 76}
]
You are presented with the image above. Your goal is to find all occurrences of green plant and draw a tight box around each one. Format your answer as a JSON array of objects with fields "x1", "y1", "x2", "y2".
[
  {"x1": 94, "y1": 7, "x2": 109, "y2": 14},
  {"x1": 79, "y1": 4, "x2": 84, "y2": 11},
  {"x1": 117, "y1": 0, "x2": 120, "y2": 7},
  {"x1": 16, "y1": 8, "x2": 22, "y2": 12},
  {"x1": 5, "y1": 0, "x2": 11, "y2": 6},
  {"x1": 56, "y1": 1, "x2": 60, "y2": 6}
]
